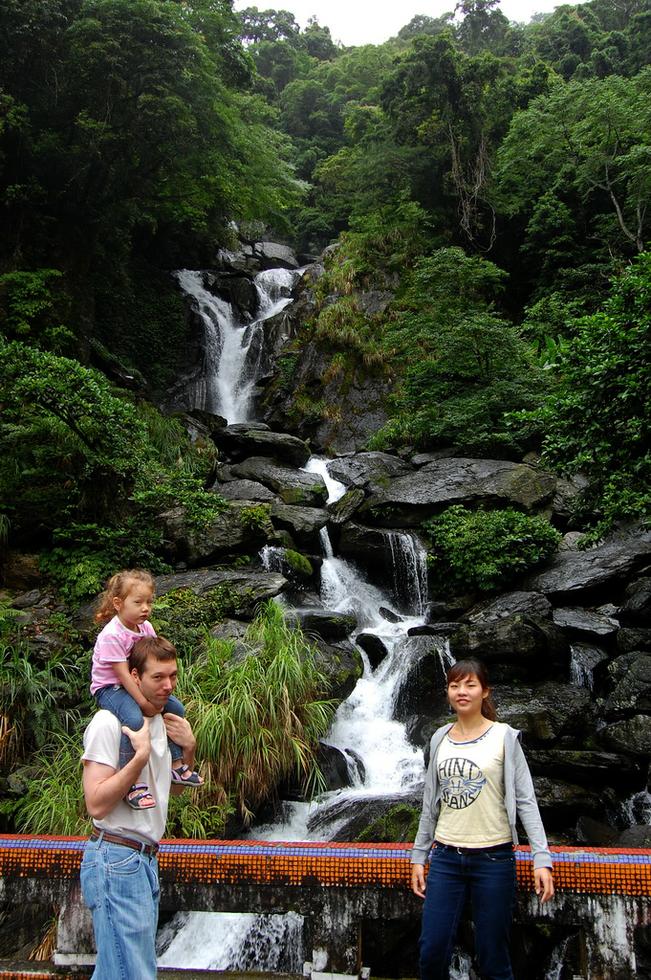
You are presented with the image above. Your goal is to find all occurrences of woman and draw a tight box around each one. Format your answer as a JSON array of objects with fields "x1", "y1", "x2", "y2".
[{"x1": 411, "y1": 658, "x2": 554, "y2": 980}]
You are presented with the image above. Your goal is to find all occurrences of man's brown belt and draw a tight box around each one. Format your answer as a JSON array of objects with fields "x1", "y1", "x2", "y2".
[{"x1": 89, "y1": 830, "x2": 159, "y2": 858}]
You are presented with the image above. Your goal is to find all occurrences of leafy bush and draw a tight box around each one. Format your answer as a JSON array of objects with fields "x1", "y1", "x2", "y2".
[
  {"x1": 422, "y1": 505, "x2": 561, "y2": 593},
  {"x1": 519, "y1": 252, "x2": 651, "y2": 535}
]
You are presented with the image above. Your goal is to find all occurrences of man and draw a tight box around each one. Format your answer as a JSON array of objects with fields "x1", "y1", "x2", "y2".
[{"x1": 80, "y1": 635, "x2": 198, "y2": 979}]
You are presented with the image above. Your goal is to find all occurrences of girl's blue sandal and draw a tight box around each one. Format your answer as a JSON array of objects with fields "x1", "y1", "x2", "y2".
[
  {"x1": 171, "y1": 763, "x2": 203, "y2": 786},
  {"x1": 126, "y1": 783, "x2": 156, "y2": 810}
]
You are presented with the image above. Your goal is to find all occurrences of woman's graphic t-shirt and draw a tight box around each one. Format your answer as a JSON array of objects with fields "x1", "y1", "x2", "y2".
[{"x1": 434, "y1": 721, "x2": 512, "y2": 848}]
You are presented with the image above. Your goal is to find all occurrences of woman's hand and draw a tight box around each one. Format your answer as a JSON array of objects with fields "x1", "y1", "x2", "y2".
[
  {"x1": 535, "y1": 867, "x2": 554, "y2": 903},
  {"x1": 411, "y1": 863, "x2": 426, "y2": 899}
]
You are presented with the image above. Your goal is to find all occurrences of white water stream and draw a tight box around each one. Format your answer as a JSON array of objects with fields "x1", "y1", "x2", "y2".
[
  {"x1": 157, "y1": 458, "x2": 445, "y2": 970},
  {"x1": 175, "y1": 267, "x2": 300, "y2": 422}
]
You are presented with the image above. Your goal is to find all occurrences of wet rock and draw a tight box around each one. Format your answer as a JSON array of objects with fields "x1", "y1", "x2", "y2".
[
  {"x1": 525, "y1": 525, "x2": 651, "y2": 600},
  {"x1": 307, "y1": 790, "x2": 424, "y2": 842},
  {"x1": 425, "y1": 595, "x2": 475, "y2": 622},
  {"x1": 552, "y1": 607, "x2": 620, "y2": 638},
  {"x1": 317, "y1": 741, "x2": 353, "y2": 790},
  {"x1": 359, "y1": 458, "x2": 557, "y2": 527},
  {"x1": 327, "y1": 487, "x2": 366, "y2": 525},
  {"x1": 449, "y1": 615, "x2": 568, "y2": 673},
  {"x1": 327, "y1": 452, "x2": 413, "y2": 492},
  {"x1": 345, "y1": 748, "x2": 366, "y2": 783},
  {"x1": 576, "y1": 815, "x2": 619, "y2": 846},
  {"x1": 286, "y1": 608, "x2": 357, "y2": 641},
  {"x1": 229, "y1": 457, "x2": 327, "y2": 506},
  {"x1": 312, "y1": 638, "x2": 363, "y2": 701},
  {"x1": 560, "y1": 531, "x2": 585, "y2": 551},
  {"x1": 604, "y1": 653, "x2": 651, "y2": 717},
  {"x1": 533, "y1": 777, "x2": 607, "y2": 827},
  {"x1": 465, "y1": 591, "x2": 553, "y2": 624},
  {"x1": 270, "y1": 501, "x2": 329, "y2": 546},
  {"x1": 551, "y1": 473, "x2": 590, "y2": 521},
  {"x1": 217, "y1": 479, "x2": 277, "y2": 502},
  {"x1": 254, "y1": 241, "x2": 299, "y2": 270},
  {"x1": 493, "y1": 683, "x2": 593, "y2": 743},
  {"x1": 212, "y1": 425, "x2": 311, "y2": 466},
  {"x1": 379, "y1": 607, "x2": 403, "y2": 623},
  {"x1": 617, "y1": 825, "x2": 651, "y2": 848},
  {"x1": 155, "y1": 567, "x2": 287, "y2": 618},
  {"x1": 204, "y1": 271, "x2": 259, "y2": 318},
  {"x1": 408, "y1": 623, "x2": 462, "y2": 636},
  {"x1": 617, "y1": 627, "x2": 651, "y2": 653},
  {"x1": 620, "y1": 577, "x2": 651, "y2": 625},
  {"x1": 526, "y1": 749, "x2": 644, "y2": 790},
  {"x1": 601, "y1": 714, "x2": 651, "y2": 756},
  {"x1": 356, "y1": 632, "x2": 389, "y2": 668},
  {"x1": 336, "y1": 523, "x2": 393, "y2": 576},
  {"x1": 393, "y1": 637, "x2": 452, "y2": 720},
  {"x1": 569, "y1": 642, "x2": 609, "y2": 689},
  {"x1": 156, "y1": 500, "x2": 272, "y2": 565}
]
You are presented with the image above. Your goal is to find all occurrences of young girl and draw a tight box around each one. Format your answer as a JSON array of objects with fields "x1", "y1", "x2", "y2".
[
  {"x1": 411, "y1": 658, "x2": 554, "y2": 980},
  {"x1": 91, "y1": 569, "x2": 203, "y2": 810}
]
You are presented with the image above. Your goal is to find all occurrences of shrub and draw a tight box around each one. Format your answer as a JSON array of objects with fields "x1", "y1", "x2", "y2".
[
  {"x1": 422, "y1": 505, "x2": 561, "y2": 593},
  {"x1": 177, "y1": 601, "x2": 334, "y2": 826}
]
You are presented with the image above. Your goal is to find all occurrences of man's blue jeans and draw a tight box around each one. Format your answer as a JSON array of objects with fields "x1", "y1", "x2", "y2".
[
  {"x1": 95, "y1": 684, "x2": 185, "y2": 768},
  {"x1": 419, "y1": 843, "x2": 516, "y2": 980},
  {"x1": 80, "y1": 835, "x2": 160, "y2": 979}
]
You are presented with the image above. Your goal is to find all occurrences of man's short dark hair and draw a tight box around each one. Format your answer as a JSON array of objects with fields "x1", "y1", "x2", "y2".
[{"x1": 129, "y1": 636, "x2": 177, "y2": 677}]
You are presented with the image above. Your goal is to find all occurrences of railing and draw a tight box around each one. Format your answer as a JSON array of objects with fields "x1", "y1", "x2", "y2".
[{"x1": 1, "y1": 836, "x2": 650, "y2": 977}]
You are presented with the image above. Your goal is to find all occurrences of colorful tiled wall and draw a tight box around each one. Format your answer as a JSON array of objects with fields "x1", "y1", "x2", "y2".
[{"x1": 0, "y1": 836, "x2": 649, "y2": 897}]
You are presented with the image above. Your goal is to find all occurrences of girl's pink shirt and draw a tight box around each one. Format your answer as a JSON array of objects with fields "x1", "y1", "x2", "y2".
[{"x1": 90, "y1": 615, "x2": 157, "y2": 695}]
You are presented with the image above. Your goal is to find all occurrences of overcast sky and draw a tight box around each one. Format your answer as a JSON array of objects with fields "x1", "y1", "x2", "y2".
[{"x1": 233, "y1": 0, "x2": 562, "y2": 47}]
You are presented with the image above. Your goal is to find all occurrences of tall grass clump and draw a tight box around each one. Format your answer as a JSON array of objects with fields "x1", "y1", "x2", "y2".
[
  {"x1": 3, "y1": 732, "x2": 88, "y2": 835},
  {"x1": 178, "y1": 601, "x2": 334, "y2": 826}
]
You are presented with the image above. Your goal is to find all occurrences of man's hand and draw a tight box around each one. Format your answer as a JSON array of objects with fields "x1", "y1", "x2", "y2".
[
  {"x1": 535, "y1": 867, "x2": 554, "y2": 904},
  {"x1": 163, "y1": 714, "x2": 196, "y2": 755},
  {"x1": 122, "y1": 717, "x2": 153, "y2": 758},
  {"x1": 411, "y1": 863, "x2": 426, "y2": 899}
]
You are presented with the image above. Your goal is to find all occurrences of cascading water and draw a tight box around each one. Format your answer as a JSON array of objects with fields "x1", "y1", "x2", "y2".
[
  {"x1": 175, "y1": 266, "x2": 300, "y2": 422},
  {"x1": 158, "y1": 457, "x2": 447, "y2": 970}
]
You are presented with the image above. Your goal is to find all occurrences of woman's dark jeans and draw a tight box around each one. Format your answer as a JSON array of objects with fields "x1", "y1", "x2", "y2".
[{"x1": 419, "y1": 843, "x2": 516, "y2": 980}]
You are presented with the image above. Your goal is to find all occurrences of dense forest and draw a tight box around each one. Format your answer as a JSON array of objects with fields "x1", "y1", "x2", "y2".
[{"x1": 0, "y1": 0, "x2": 650, "y2": 843}]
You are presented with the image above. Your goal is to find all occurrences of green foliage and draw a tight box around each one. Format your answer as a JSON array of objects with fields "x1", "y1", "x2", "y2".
[
  {"x1": 370, "y1": 248, "x2": 544, "y2": 453},
  {"x1": 422, "y1": 505, "x2": 561, "y2": 593},
  {"x1": 39, "y1": 522, "x2": 169, "y2": 605},
  {"x1": 151, "y1": 586, "x2": 238, "y2": 660},
  {"x1": 0, "y1": 269, "x2": 73, "y2": 352},
  {"x1": 1, "y1": 733, "x2": 89, "y2": 835},
  {"x1": 177, "y1": 601, "x2": 334, "y2": 826},
  {"x1": 238, "y1": 503, "x2": 274, "y2": 535},
  {"x1": 523, "y1": 252, "x2": 651, "y2": 534}
]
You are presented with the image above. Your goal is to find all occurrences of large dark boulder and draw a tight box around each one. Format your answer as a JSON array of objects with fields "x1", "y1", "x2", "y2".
[
  {"x1": 465, "y1": 591, "x2": 553, "y2": 624},
  {"x1": 358, "y1": 458, "x2": 557, "y2": 527},
  {"x1": 620, "y1": 577, "x2": 651, "y2": 625},
  {"x1": 204, "y1": 271, "x2": 259, "y2": 319},
  {"x1": 449, "y1": 615, "x2": 569, "y2": 674},
  {"x1": 311, "y1": 638, "x2": 363, "y2": 702},
  {"x1": 532, "y1": 776, "x2": 608, "y2": 828},
  {"x1": 254, "y1": 241, "x2": 300, "y2": 270},
  {"x1": 155, "y1": 567, "x2": 287, "y2": 618},
  {"x1": 552, "y1": 607, "x2": 620, "y2": 639},
  {"x1": 600, "y1": 714, "x2": 651, "y2": 756},
  {"x1": 356, "y1": 632, "x2": 389, "y2": 668},
  {"x1": 217, "y1": 479, "x2": 277, "y2": 502},
  {"x1": 270, "y1": 501, "x2": 329, "y2": 546},
  {"x1": 327, "y1": 487, "x2": 366, "y2": 525},
  {"x1": 229, "y1": 457, "x2": 327, "y2": 506},
  {"x1": 156, "y1": 500, "x2": 273, "y2": 566},
  {"x1": 493, "y1": 683, "x2": 593, "y2": 743},
  {"x1": 604, "y1": 653, "x2": 651, "y2": 718},
  {"x1": 306, "y1": 790, "x2": 424, "y2": 842},
  {"x1": 617, "y1": 627, "x2": 651, "y2": 653},
  {"x1": 212, "y1": 425, "x2": 311, "y2": 466},
  {"x1": 526, "y1": 749, "x2": 645, "y2": 791},
  {"x1": 525, "y1": 525, "x2": 651, "y2": 601},
  {"x1": 327, "y1": 452, "x2": 413, "y2": 492},
  {"x1": 286, "y1": 608, "x2": 357, "y2": 641},
  {"x1": 317, "y1": 741, "x2": 354, "y2": 791}
]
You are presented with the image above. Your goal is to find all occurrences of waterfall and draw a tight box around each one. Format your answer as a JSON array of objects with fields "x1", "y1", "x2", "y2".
[
  {"x1": 175, "y1": 266, "x2": 300, "y2": 422},
  {"x1": 158, "y1": 455, "x2": 439, "y2": 971},
  {"x1": 386, "y1": 530, "x2": 428, "y2": 615}
]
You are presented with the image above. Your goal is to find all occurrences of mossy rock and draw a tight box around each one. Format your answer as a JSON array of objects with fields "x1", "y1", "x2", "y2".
[{"x1": 355, "y1": 803, "x2": 421, "y2": 844}]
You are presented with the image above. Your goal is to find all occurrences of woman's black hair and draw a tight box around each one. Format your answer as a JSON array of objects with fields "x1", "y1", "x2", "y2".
[{"x1": 446, "y1": 658, "x2": 497, "y2": 721}]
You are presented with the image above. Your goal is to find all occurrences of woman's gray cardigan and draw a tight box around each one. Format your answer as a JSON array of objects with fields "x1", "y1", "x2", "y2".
[{"x1": 411, "y1": 723, "x2": 553, "y2": 871}]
